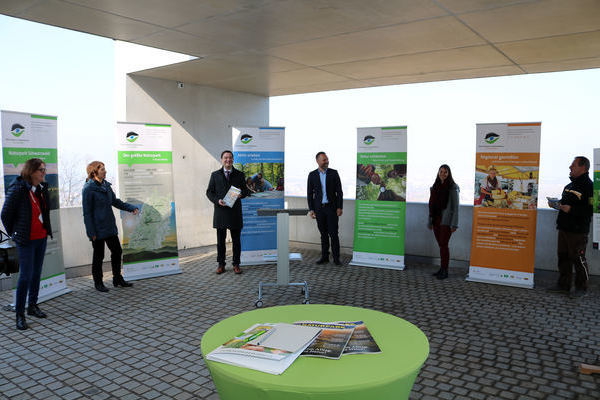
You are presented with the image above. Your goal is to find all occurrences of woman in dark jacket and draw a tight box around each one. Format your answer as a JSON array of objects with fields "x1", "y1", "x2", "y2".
[
  {"x1": 1, "y1": 158, "x2": 52, "y2": 330},
  {"x1": 428, "y1": 164, "x2": 459, "y2": 280},
  {"x1": 82, "y1": 161, "x2": 138, "y2": 292}
]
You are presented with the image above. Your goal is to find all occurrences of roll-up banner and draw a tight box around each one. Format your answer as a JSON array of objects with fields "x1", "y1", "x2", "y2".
[
  {"x1": 351, "y1": 126, "x2": 407, "y2": 270},
  {"x1": 469, "y1": 122, "x2": 541, "y2": 288},
  {"x1": 593, "y1": 148, "x2": 600, "y2": 250},
  {"x1": 232, "y1": 127, "x2": 284, "y2": 265},
  {"x1": 1, "y1": 110, "x2": 70, "y2": 303},
  {"x1": 116, "y1": 122, "x2": 181, "y2": 280}
]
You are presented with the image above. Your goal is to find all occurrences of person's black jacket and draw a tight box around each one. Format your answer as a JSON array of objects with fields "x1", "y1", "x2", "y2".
[
  {"x1": 307, "y1": 168, "x2": 343, "y2": 212},
  {"x1": 557, "y1": 172, "x2": 593, "y2": 233},
  {"x1": 82, "y1": 179, "x2": 137, "y2": 240},
  {"x1": 1, "y1": 176, "x2": 53, "y2": 246},
  {"x1": 206, "y1": 167, "x2": 249, "y2": 229}
]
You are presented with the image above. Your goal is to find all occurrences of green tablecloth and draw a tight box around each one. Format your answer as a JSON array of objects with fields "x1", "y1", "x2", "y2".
[{"x1": 200, "y1": 304, "x2": 429, "y2": 400}]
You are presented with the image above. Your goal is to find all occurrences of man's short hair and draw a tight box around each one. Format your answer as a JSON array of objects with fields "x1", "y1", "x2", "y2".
[
  {"x1": 257, "y1": 173, "x2": 263, "y2": 178},
  {"x1": 575, "y1": 156, "x2": 590, "y2": 171},
  {"x1": 315, "y1": 151, "x2": 326, "y2": 160},
  {"x1": 221, "y1": 150, "x2": 233, "y2": 159}
]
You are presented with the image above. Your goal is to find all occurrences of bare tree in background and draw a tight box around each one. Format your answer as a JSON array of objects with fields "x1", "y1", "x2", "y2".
[{"x1": 59, "y1": 153, "x2": 88, "y2": 207}]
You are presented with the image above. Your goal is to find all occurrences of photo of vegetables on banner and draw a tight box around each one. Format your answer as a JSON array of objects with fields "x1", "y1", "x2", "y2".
[{"x1": 351, "y1": 126, "x2": 407, "y2": 270}]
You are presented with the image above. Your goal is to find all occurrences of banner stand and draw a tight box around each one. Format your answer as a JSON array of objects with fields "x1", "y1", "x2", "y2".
[
  {"x1": 232, "y1": 127, "x2": 285, "y2": 266},
  {"x1": 468, "y1": 122, "x2": 541, "y2": 289},
  {"x1": 351, "y1": 126, "x2": 407, "y2": 270},
  {"x1": 116, "y1": 122, "x2": 181, "y2": 281},
  {"x1": 1, "y1": 110, "x2": 70, "y2": 305}
]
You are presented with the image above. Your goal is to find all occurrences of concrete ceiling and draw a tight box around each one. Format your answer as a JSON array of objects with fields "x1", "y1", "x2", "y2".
[{"x1": 2, "y1": 0, "x2": 600, "y2": 96}]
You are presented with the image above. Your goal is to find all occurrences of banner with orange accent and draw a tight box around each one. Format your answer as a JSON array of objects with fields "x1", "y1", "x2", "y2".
[{"x1": 468, "y1": 122, "x2": 541, "y2": 288}]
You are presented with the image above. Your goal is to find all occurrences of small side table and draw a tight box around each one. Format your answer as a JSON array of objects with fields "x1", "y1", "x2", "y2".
[{"x1": 255, "y1": 208, "x2": 309, "y2": 307}]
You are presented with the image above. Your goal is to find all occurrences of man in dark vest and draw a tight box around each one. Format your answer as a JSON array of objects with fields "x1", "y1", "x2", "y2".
[
  {"x1": 206, "y1": 150, "x2": 249, "y2": 274},
  {"x1": 547, "y1": 156, "x2": 593, "y2": 298},
  {"x1": 307, "y1": 151, "x2": 344, "y2": 265}
]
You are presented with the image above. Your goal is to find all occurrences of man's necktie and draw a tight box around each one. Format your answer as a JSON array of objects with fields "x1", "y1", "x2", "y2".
[{"x1": 225, "y1": 170, "x2": 230, "y2": 181}]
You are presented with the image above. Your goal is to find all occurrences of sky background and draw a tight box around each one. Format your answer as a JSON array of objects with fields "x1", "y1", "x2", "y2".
[{"x1": 1, "y1": 14, "x2": 599, "y2": 207}]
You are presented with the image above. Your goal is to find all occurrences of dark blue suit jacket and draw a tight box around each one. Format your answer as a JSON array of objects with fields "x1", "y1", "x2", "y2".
[{"x1": 307, "y1": 168, "x2": 343, "y2": 212}]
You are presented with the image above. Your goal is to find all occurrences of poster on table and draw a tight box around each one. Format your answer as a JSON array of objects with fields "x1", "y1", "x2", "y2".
[
  {"x1": 232, "y1": 127, "x2": 284, "y2": 265},
  {"x1": 593, "y1": 148, "x2": 600, "y2": 249},
  {"x1": 116, "y1": 122, "x2": 181, "y2": 280},
  {"x1": 468, "y1": 122, "x2": 541, "y2": 288},
  {"x1": 350, "y1": 126, "x2": 407, "y2": 270},
  {"x1": 1, "y1": 110, "x2": 70, "y2": 303}
]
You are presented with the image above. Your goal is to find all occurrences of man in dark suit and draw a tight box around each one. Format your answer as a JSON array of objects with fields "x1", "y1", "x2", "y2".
[
  {"x1": 206, "y1": 150, "x2": 249, "y2": 274},
  {"x1": 307, "y1": 151, "x2": 343, "y2": 265}
]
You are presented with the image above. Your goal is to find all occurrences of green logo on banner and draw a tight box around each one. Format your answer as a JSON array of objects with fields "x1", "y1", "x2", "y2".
[
  {"x1": 10, "y1": 123, "x2": 25, "y2": 137},
  {"x1": 241, "y1": 134, "x2": 253, "y2": 144},
  {"x1": 126, "y1": 132, "x2": 139, "y2": 143},
  {"x1": 484, "y1": 132, "x2": 500, "y2": 144},
  {"x1": 363, "y1": 135, "x2": 375, "y2": 145}
]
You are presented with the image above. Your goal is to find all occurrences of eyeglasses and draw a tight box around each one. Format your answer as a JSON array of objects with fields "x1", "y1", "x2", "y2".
[{"x1": 38, "y1": 168, "x2": 46, "y2": 173}]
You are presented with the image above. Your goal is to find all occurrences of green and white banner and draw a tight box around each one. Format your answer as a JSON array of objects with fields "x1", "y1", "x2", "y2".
[
  {"x1": 593, "y1": 148, "x2": 599, "y2": 249},
  {"x1": 116, "y1": 122, "x2": 181, "y2": 280},
  {"x1": 1, "y1": 110, "x2": 70, "y2": 303},
  {"x1": 351, "y1": 126, "x2": 407, "y2": 270}
]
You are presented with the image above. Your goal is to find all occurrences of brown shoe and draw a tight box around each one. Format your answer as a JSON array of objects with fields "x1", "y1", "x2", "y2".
[
  {"x1": 233, "y1": 265, "x2": 242, "y2": 274},
  {"x1": 216, "y1": 265, "x2": 225, "y2": 274}
]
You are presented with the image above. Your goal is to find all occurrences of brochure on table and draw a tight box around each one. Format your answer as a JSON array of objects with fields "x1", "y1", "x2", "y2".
[{"x1": 206, "y1": 323, "x2": 321, "y2": 375}]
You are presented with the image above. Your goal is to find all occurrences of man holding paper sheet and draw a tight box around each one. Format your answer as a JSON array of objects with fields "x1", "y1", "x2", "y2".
[
  {"x1": 207, "y1": 150, "x2": 249, "y2": 275},
  {"x1": 547, "y1": 156, "x2": 593, "y2": 298}
]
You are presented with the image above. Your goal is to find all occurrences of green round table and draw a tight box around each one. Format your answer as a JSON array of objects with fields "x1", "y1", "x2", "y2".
[{"x1": 200, "y1": 304, "x2": 429, "y2": 400}]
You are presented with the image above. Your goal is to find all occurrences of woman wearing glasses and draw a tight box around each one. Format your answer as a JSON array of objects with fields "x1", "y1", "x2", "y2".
[{"x1": 1, "y1": 158, "x2": 52, "y2": 330}]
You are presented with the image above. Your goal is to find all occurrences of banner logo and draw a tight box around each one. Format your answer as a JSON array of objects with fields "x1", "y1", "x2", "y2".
[
  {"x1": 10, "y1": 123, "x2": 25, "y2": 137},
  {"x1": 363, "y1": 135, "x2": 375, "y2": 145},
  {"x1": 240, "y1": 134, "x2": 253, "y2": 144},
  {"x1": 484, "y1": 132, "x2": 500, "y2": 144},
  {"x1": 126, "y1": 131, "x2": 139, "y2": 143}
]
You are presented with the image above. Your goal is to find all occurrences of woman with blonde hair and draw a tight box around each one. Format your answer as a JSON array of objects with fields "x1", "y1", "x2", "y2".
[
  {"x1": 1, "y1": 158, "x2": 52, "y2": 330},
  {"x1": 82, "y1": 161, "x2": 138, "y2": 292}
]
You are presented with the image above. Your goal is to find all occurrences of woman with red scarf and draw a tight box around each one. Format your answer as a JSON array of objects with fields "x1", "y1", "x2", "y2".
[{"x1": 428, "y1": 164, "x2": 459, "y2": 280}]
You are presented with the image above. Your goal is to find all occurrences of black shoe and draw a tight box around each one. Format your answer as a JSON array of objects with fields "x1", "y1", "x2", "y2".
[
  {"x1": 16, "y1": 313, "x2": 28, "y2": 330},
  {"x1": 333, "y1": 259, "x2": 342, "y2": 266},
  {"x1": 113, "y1": 276, "x2": 133, "y2": 288},
  {"x1": 27, "y1": 304, "x2": 47, "y2": 318},
  {"x1": 436, "y1": 270, "x2": 448, "y2": 280},
  {"x1": 432, "y1": 268, "x2": 442, "y2": 277},
  {"x1": 546, "y1": 285, "x2": 569, "y2": 294},
  {"x1": 316, "y1": 258, "x2": 329, "y2": 265},
  {"x1": 570, "y1": 289, "x2": 587, "y2": 299},
  {"x1": 95, "y1": 283, "x2": 109, "y2": 292}
]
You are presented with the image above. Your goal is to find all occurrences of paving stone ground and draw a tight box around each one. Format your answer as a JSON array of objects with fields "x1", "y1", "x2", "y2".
[{"x1": 1, "y1": 246, "x2": 598, "y2": 399}]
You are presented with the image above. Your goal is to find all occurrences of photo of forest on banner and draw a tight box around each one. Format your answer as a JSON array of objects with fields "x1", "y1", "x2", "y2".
[{"x1": 233, "y1": 162, "x2": 284, "y2": 198}]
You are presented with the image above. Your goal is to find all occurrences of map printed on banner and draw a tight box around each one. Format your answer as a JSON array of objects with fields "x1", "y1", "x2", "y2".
[
  {"x1": 469, "y1": 122, "x2": 541, "y2": 288},
  {"x1": 232, "y1": 127, "x2": 284, "y2": 265},
  {"x1": 1, "y1": 110, "x2": 70, "y2": 303},
  {"x1": 351, "y1": 126, "x2": 407, "y2": 270},
  {"x1": 116, "y1": 122, "x2": 181, "y2": 280}
]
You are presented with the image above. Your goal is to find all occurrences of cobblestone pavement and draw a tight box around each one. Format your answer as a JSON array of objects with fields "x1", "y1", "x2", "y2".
[{"x1": 1, "y1": 246, "x2": 598, "y2": 399}]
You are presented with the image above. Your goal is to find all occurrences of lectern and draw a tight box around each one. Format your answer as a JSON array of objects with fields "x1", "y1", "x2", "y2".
[{"x1": 255, "y1": 208, "x2": 309, "y2": 307}]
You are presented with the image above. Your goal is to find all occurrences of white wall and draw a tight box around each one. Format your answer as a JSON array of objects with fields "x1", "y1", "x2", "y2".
[
  {"x1": 47, "y1": 199, "x2": 598, "y2": 277},
  {"x1": 126, "y1": 75, "x2": 269, "y2": 249},
  {"x1": 285, "y1": 197, "x2": 600, "y2": 275}
]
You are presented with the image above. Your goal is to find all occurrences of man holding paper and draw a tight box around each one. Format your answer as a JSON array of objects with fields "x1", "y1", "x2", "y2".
[{"x1": 206, "y1": 150, "x2": 249, "y2": 275}]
